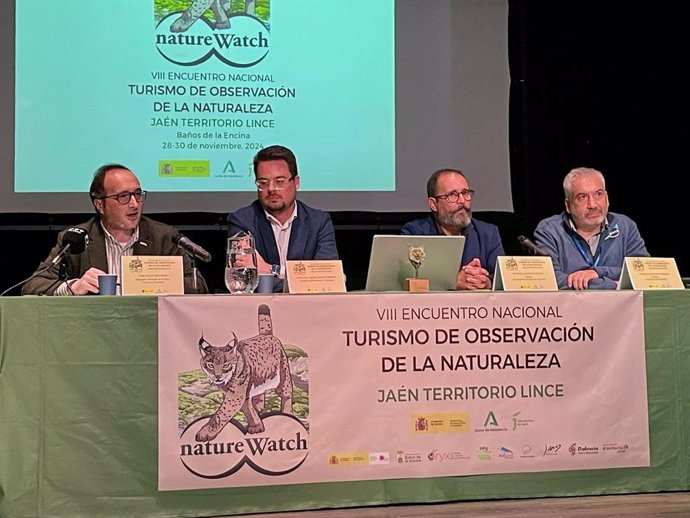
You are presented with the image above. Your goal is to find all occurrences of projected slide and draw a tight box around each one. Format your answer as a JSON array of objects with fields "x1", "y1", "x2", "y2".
[{"x1": 15, "y1": 0, "x2": 395, "y2": 193}]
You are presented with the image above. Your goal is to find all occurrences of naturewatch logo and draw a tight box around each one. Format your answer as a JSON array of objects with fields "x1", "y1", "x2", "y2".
[{"x1": 154, "y1": 0, "x2": 271, "y2": 67}]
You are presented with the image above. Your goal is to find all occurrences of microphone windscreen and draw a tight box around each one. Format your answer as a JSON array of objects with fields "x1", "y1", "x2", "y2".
[{"x1": 61, "y1": 227, "x2": 89, "y2": 254}]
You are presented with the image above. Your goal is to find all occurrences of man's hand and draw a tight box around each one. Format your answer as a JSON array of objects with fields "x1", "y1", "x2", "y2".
[
  {"x1": 567, "y1": 269, "x2": 598, "y2": 290},
  {"x1": 69, "y1": 267, "x2": 107, "y2": 295},
  {"x1": 232, "y1": 251, "x2": 271, "y2": 274},
  {"x1": 255, "y1": 252, "x2": 271, "y2": 274},
  {"x1": 456, "y1": 257, "x2": 491, "y2": 290}
]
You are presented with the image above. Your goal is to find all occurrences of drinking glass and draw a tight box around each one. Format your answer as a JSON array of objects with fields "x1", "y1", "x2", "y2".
[{"x1": 225, "y1": 232, "x2": 259, "y2": 294}]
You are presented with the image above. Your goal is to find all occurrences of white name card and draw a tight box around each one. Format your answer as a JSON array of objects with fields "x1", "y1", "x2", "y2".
[
  {"x1": 121, "y1": 255, "x2": 184, "y2": 296},
  {"x1": 618, "y1": 257, "x2": 684, "y2": 290},
  {"x1": 285, "y1": 260, "x2": 347, "y2": 293},
  {"x1": 493, "y1": 256, "x2": 558, "y2": 291}
]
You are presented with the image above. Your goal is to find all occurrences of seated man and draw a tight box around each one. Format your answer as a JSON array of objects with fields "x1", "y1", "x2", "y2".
[
  {"x1": 227, "y1": 144, "x2": 339, "y2": 292},
  {"x1": 401, "y1": 168, "x2": 504, "y2": 290},
  {"x1": 534, "y1": 167, "x2": 649, "y2": 290},
  {"x1": 22, "y1": 164, "x2": 208, "y2": 295}
]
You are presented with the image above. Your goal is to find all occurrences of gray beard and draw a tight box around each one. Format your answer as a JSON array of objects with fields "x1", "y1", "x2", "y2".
[{"x1": 437, "y1": 209, "x2": 472, "y2": 232}]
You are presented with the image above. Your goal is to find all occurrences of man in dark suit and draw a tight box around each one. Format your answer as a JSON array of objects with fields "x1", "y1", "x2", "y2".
[
  {"x1": 227, "y1": 145, "x2": 339, "y2": 292},
  {"x1": 22, "y1": 164, "x2": 208, "y2": 295},
  {"x1": 401, "y1": 168, "x2": 504, "y2": 290}
]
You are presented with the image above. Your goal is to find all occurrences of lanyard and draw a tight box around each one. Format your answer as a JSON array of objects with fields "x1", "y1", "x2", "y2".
[{"x1": 571, "y1": 234, "x2": 601, "y2": 267}]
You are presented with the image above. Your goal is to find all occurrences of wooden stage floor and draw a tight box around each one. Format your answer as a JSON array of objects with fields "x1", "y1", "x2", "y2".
[{"x1": 242, "y1": 492, "x2": 690, "y2": 518}]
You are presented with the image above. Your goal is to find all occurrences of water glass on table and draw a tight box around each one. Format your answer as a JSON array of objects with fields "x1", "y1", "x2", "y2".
[{"x1": 225, "y1": 232, "x2": 258, "y2": 294}]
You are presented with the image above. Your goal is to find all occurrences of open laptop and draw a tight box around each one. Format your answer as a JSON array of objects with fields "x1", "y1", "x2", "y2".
[{"x1": 365, "y1": 235, "x2": 465, "y2": 292}]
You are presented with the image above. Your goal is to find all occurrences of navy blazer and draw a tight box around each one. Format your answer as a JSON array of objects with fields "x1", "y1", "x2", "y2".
[{"x1": 227, "y1": 200, "x2": 339, "y2": 292}]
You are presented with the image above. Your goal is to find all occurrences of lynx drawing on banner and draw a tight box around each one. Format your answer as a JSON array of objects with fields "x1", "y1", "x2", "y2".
[{"x1": 172, "y1": 303, "x2": 309, "y2": 484}]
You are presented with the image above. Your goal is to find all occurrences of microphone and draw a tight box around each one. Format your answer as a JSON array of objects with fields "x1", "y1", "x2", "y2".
[
  {"x1": 52, "y1": 227, "x2": 90, "y2": 265},
  {"x1": 517, "y1": 235, "x2": 549, "y2": 257},
  {"x1": 172, "y1": 234, "x2": 212, "y2": 263},
  {"x1": 0, "y1": 226, "x2": 89, "y2": 296}
]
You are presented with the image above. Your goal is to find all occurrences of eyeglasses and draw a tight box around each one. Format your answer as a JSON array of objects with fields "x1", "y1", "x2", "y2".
[
  {"x1": 254, "y1": 177, "x2": 294, "y2": 191},
  {"x1": 434, "y1": 189, "x2": 475, "y2": 203},
  {"x1": 99, "y1": 189, "x2": 147, "y2": 204}
]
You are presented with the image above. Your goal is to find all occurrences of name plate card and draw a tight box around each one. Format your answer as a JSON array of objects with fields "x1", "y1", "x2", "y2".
[
  {"x1": 493, "y1": 256, "x2": 558, "y2": 291},
  {"x1": 285, "y1": 260, "x2": 347, "y2": 293},
  {"x1": 618, "y1": 257, "x2": 684, "y2": 290},
  {"x1": 121, "y1": 255, "x2": 184, "y2": 296}
]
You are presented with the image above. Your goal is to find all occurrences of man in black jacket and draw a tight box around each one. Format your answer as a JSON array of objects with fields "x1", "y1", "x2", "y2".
[{"x1": 22, "y1": 163, "x2": 208, "y2": 295}]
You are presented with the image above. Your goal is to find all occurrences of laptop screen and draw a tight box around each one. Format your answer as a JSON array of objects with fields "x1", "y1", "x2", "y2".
[{"x1": 365, "y1": 235, "x2": 465, "y2": 292}]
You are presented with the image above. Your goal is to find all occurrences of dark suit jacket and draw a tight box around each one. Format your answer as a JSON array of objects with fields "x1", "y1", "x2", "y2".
[
  {"x1": 227, "y1": 200, "x2": 339, "y2": 292},
  {"x1": 21, "y1": 216, "x2": 208, "y2": 295}
]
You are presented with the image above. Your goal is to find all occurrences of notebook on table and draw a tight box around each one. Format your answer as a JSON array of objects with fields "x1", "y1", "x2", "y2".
[{"x1": 364, "y1": 235, "x2": 465, "y2": 292}]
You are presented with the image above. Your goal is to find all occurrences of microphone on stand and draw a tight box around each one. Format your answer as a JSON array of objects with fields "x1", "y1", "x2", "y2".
[
  {"x1": 172, "y1": 234, "x2": 212, "y2": 293},
  {"x1": 517, "y1": 235, "x2": 549, "y2": 256},
  {"x1": 52, "y1": 227, "x2": 90, "y2": 265},
  {"x1": 0, "y1": 227, "x2": 90, "y2": 296},
  {"x1": 172, "y1": 234, "x2": 212, "y2": 263}
]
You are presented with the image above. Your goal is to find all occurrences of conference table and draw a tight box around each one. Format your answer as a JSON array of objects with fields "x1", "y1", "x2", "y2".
[{"x1": 1, "y1": 291, "x2": 689, "y2": 518}]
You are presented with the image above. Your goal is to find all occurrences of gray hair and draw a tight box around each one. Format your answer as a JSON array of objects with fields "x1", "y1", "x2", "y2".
[{"x1": 563, "y1": 167, "x2": 605, "y2": 198}]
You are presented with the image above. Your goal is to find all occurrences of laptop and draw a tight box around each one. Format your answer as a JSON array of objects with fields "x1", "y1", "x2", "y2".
[{"x1": 365, "y1": 235, "x2": 466, "y2": 292}]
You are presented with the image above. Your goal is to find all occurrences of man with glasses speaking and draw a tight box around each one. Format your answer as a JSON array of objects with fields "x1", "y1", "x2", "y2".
[
  {"x1": 22, "y1": 163, "x2": 208, "y2": 295},
  {"x1": 401, "y1": 168, "x2": 504, "y2": 290},
  {"x1": 227, "y1": 145, "x2": 339, "y2": 293}
]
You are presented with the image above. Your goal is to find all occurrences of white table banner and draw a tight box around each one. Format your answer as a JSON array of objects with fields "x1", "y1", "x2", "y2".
[{"x1": 158, "y1": 291, "x2": 649, "y2": 490}]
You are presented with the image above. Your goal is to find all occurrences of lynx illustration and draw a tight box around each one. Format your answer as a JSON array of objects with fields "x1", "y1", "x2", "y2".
[
  {"x1": 170, "y1": 0, "x2": 256, "y2": 33},
  {"x1": 195, "y1": 304, "x2": 292, "y2": 441}
]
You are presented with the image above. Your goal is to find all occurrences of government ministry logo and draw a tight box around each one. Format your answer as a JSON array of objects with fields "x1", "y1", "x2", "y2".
[{"x1": 154, "y1": 0, "x2": 271, "y2": 67}]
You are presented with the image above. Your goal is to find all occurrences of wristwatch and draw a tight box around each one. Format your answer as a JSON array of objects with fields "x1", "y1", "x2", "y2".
[{"x1": 270, "y1": 264, "x2": 281, "y2": 277}]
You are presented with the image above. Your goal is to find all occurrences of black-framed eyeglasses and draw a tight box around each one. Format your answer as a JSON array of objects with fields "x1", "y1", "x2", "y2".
[
  {"x1": 99, "y1": 189, "x2": 147, "y2": 204},
  {"x1": 254, "y1": 177, "x2": 294, "y2": 191},
  {"x1": 434, "y1": 189, "x2": 475, "y2": 203}
]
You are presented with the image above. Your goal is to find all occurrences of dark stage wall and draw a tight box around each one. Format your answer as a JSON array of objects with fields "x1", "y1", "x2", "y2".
[{"x1": 509, "y1": 1, "x2": 688, "y2": 272}]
